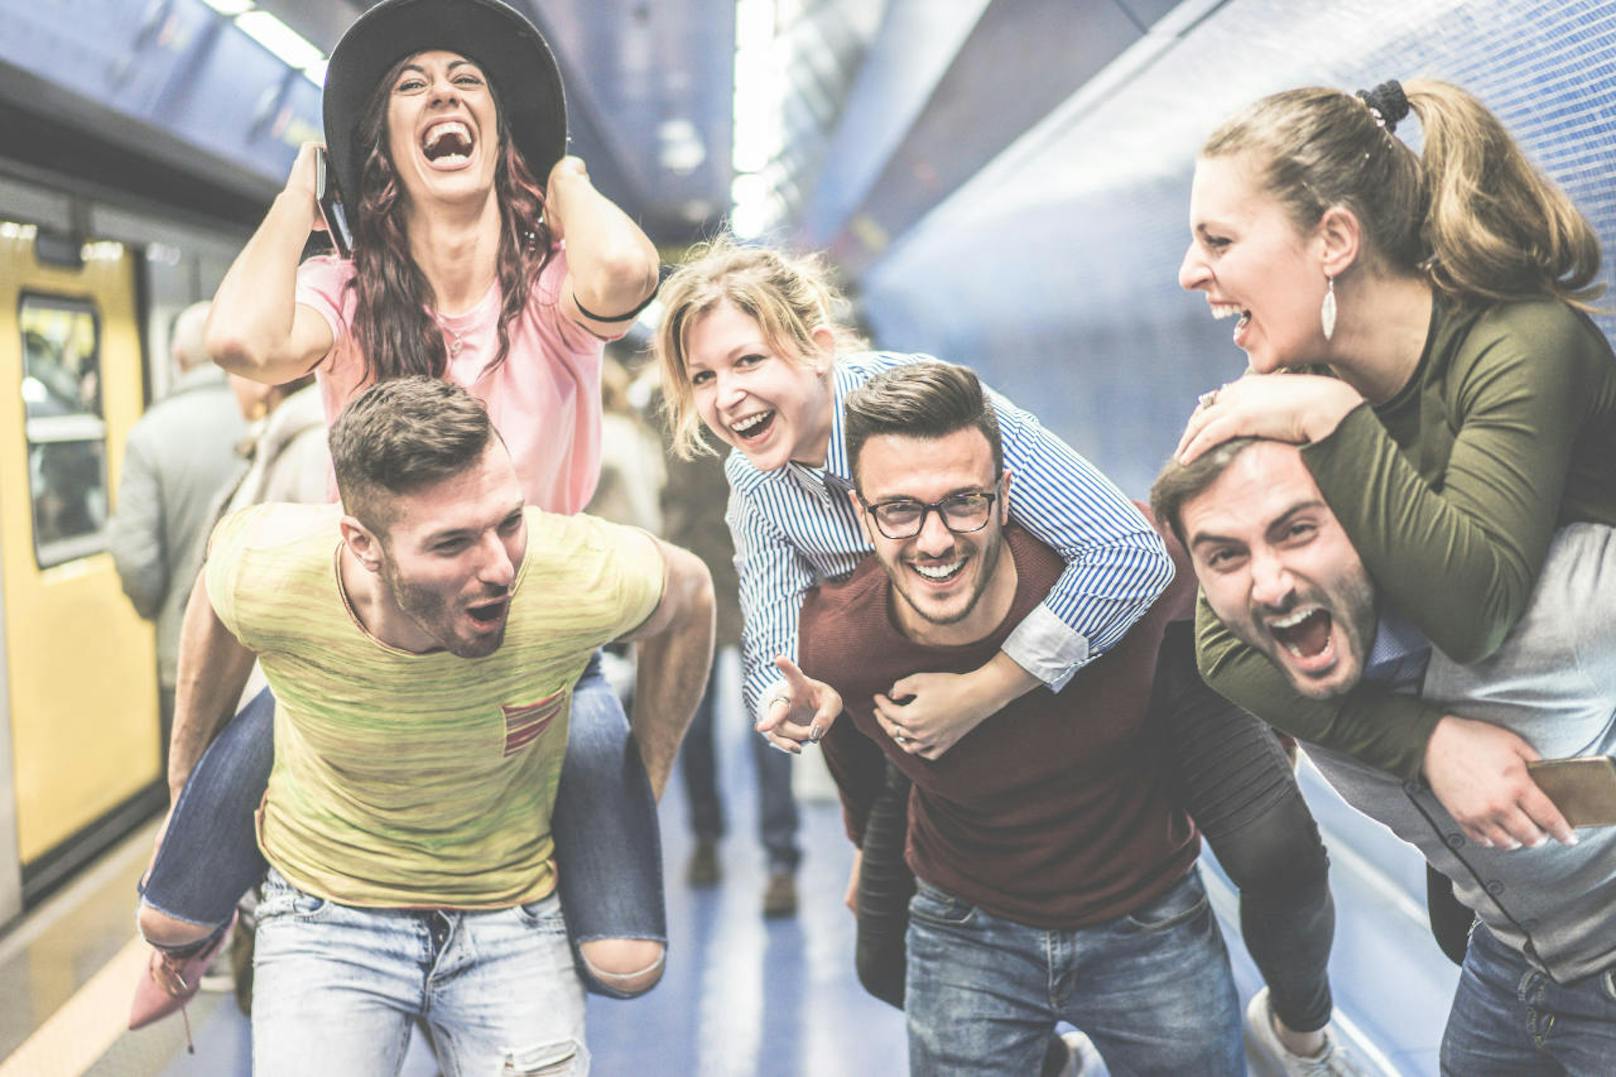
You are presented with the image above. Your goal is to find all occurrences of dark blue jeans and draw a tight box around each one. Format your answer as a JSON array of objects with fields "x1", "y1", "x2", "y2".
[
  {"x1": 905, "y1": 872, "x2": 1244, "y2": 1076},
  {"x1": 1441, "y1": 922, "x2": 1616, "y2": 1076},
  {"x1": 678, "y1": 652, "x2": 800, "y2": 871},
  {"x1": 139, "y1": 653, "x2": 664, "y2": 997}
]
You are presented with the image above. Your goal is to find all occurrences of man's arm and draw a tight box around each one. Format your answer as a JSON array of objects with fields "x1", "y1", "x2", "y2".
[
  {"x1": 107, "y1": 437, "x2": 167, "y2": 620},
  {"x1": 619, "y1": 539, "x2": 715, "y2": 798},
  {"x1": 167, "y1": 568, "x2": 257, "y2": 799}
]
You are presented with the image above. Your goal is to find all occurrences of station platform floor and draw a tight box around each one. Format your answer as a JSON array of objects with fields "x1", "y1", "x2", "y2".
[{"x1": 1, "y1": 654, "x2": 1457, "y2": 1076}]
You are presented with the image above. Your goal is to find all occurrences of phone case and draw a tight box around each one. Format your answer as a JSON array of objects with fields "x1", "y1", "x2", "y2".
[{"x1": 1527, "y1": 755, "x2": 1616, "y2": 828}]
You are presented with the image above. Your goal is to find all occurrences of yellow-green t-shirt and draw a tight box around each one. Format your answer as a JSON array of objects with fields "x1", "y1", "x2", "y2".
[{"x1": 205, "y1": 503, "x2": 663, "y2": 908}]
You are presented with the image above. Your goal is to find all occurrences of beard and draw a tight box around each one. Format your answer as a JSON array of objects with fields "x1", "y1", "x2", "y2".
[
  {"x1": 380, "y1": 557, "x2": 508, "y2": 659},
  {"x1": 889, "y1": 524, "x2": 1006, "y2": 628}
]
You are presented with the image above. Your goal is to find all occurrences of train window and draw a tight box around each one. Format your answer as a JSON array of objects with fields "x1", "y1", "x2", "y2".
[{"x1": 19, "y1": 295, "x2": 109, "y2": 567}]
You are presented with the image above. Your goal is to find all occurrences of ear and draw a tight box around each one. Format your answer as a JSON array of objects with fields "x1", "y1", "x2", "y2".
[
  {"x1": 1316, "y1": 205, "x2": 1362, "y2": 279},
  {"x1": 340, "y1": 515, "x2": 385, "y2": 574},
  {"x1": 998, "y1": 468, "x2": 1013, "y2": 523},
  {"x1": 808, "y1": 325, "x2": 837, "y2": 370}
]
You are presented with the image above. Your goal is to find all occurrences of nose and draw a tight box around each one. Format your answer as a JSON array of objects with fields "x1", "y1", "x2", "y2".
[
  {"x1": 715, "y1": 370, "x2": 746, "y2": 411},
  {"x1": 477, "y1": 531, "x2": 517, "y2": 591},
  {"x1": 1178, "y1": 241, "x2": 1209, "y2": 291},
  {"x1": 1248, "y1": 547, "x2": 1294, "y2": 610},
  {"x1": 913, "y1": 506, "x2": 956, "y2": 558},
  {"x1": 429, "y1": 73, "x2": 460, "y2": 106}
]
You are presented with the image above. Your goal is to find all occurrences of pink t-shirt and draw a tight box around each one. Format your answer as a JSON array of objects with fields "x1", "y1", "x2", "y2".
[{"x1": 295, "y1": 246, "x2": 604, "y2": 514}]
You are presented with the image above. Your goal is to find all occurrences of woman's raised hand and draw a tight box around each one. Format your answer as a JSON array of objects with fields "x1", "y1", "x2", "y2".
[
  {"x1": 755, "y1": 655, "x2": 843, "y2": 754},
  {"x1": 1176, "y1": 372, "x2": 1364, "y2": 464}
]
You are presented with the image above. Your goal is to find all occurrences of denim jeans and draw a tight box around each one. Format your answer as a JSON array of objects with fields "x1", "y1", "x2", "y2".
[
  {"x1": 904, "y1": 870, "x2": 1244, "y2": 1077},
  {"x1": 678, "y1": 650, "x2": 800, "y2": 870},
  {"x1": 139, "y1": 653, "x2": 664, "y2": 995},
  {"x1": 251, "y1": 868, "x2": 586, "y2": 1076},
  {"x1": 1441, "y1": 922, "x2": 1616, "y2": 1076}
]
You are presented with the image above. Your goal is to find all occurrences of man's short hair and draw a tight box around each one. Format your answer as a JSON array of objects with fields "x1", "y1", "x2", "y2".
[
  {"x1": 1148, "y1": 437, "x2": 1264, "y2": 549},
  {"x1": 844, "y1": 362, "x2": 1003, "y2": 485},
  {"x1": 330, "y1": 377, "x2": 497, "y2": 533}
]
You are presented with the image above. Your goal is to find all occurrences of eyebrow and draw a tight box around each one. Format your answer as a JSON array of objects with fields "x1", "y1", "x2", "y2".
[
  {"x1": 1189, "y1": 499, "x2": 1326, "y2": 549},
  {"x1": 423, "y1": 503, "x2": 524, "y2": 544},
  {"x1": 397, "y1": 59, "x2": 482, "y2": 79}
]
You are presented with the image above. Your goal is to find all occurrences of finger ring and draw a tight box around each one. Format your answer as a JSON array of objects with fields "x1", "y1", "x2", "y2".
[{"x1": 1197, "y1": 388, "x2": 1219, "y2": 409}]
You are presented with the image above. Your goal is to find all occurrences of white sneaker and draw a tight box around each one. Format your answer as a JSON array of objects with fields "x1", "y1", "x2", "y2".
[{"x1": 1244, "y1": 988, "x2": 1367, "y2": 1077}]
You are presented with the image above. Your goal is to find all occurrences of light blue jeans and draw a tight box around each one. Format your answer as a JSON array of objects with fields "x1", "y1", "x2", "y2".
[
  {"x1": 251, "y1": 868, "x2": 587, "y2": 1077},
  {"x1": 140, "y1": 652, "x2": 663, "y2": 997},
  {"x1": 1441, "y1": 922, "x2": 1616, "y2": 1076},
  {"x1": 904, "y1": 870, "x2": 1244, "y2": 1076}
]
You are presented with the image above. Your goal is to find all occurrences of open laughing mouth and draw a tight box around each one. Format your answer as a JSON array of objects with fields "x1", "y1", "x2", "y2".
[
  {"x1": 1210, "y1": 301, "x2": 1251, "y2": 343},
  {"x1": 1267, "y1": 605, "x2": 1333, "y2": 669},
  {"x1": 422, "y1": 120, "x2": 475, "y2": 169},
  {"x1": 729, "y1": 410, "x2": 776, "y2": 442},
  {"x1": 466, "y1": 597, "x2": 508, "y2": 630},
  {"x1": 907, "y1": 556, "x2": 967, "y2": 586}
]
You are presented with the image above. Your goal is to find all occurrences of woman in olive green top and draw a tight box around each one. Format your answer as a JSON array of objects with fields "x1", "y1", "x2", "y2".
[{"x1": 1174, "y1": 78, "x2": 1616, "y2": 852}]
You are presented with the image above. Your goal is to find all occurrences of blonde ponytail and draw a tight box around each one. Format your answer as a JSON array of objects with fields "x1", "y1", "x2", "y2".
[{"x1": 1407, "y1": 79, "x2": 1603, "y2": 309}]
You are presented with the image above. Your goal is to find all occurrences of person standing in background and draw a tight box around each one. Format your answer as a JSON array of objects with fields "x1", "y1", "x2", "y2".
[
  {"x1": 655, "y1": 360, "x2": 802, "y2": 915},
  {"x1": 108, "y1": 301, "x2": 247, "y2": 752}
]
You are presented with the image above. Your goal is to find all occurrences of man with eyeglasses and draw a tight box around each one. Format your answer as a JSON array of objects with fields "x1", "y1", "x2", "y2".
[{"x1": 782, "y1": 362, "x2": 1243, "y2": 1075}]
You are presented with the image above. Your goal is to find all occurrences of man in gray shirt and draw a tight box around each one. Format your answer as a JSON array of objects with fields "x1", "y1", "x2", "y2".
[
  {"x1": 109, "y1": 302, "x2": 247, "y2": 745},
  {"x1": 1152, "y1": 436, "x2": 1616, "y2": 1076}
]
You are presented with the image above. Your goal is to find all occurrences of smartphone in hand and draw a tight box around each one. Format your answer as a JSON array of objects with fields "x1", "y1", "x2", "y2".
[
  {"x1": 1527, "y1": 755, "x2": 1616, "y2": 828},
  {"x1": 314, "y1": 147, "x2": 353, "y2": 259}
]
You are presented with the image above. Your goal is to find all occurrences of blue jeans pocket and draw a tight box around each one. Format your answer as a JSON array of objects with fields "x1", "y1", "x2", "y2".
[
  {"x1": 1122, "y1": 873, "x2": 1210, "y2": 934},
  {"x1": 909, "y1": 881, "x2": 977, "y2": 929},
  {"x1": 258, "y1": 868, "x2": 329, "y2": 923},
  {"x1": 517, "y1": 894, "x2": 567, "y2": 934}
]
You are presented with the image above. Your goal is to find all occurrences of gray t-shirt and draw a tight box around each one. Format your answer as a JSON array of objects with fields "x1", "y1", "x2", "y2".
[{"x1": 1307, "y1": 522, "x2": 1616, "y2": 983}]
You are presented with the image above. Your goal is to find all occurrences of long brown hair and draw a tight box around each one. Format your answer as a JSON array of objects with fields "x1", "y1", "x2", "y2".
[
  {"x1": 1204, "y1": 79, "x2": 1603, "y2": 310},
  {"x1": 346, "y1": 55, "x2": 554, "y2": 385}
]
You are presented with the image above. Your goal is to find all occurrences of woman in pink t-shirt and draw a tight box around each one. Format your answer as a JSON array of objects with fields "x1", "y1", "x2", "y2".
[{"x1": 132, "y1": 0, "x2": 669, "y2": 1028}]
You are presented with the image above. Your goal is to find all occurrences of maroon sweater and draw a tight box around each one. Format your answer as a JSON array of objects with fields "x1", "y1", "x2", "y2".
[{"x1": 801, "y1": 523, "x2": 1198, "y2": 929}]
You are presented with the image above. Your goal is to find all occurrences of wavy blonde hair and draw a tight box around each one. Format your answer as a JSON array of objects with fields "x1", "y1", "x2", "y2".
[
  {"x1": 1204, "y1": 79, "x2": 1602, "y2": 310},
  {"x1": 654, "y1": 236, "x2": 865, "y2": 458}
]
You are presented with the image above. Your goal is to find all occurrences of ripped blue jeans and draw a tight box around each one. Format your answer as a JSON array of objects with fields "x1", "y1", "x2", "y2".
[
  {"x1": 252, "y1": 868, "x2": 587, "y2": 1076},
  {"x1": 138, "y1": 652, "x2": 664, "y2": 997}
]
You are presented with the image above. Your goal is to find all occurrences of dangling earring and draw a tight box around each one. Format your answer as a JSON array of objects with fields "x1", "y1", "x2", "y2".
[{"x1": 1320, "y1": 274, "x2": 1337, "y2": 342}]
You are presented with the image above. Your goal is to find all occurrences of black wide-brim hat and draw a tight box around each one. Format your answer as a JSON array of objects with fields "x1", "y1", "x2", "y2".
[{"x1": 322, "y1": 0, "x2": 567, "y2": 207}]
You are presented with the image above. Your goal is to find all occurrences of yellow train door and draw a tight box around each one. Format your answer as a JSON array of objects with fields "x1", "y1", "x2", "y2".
[{"x1": 0, "y1": 225, "x2": 161, "y2": 903}]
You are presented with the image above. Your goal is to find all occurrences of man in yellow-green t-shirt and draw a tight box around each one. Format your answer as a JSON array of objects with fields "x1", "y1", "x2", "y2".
[{"x1": 174, "y1": 378, "x2": 713, "y2": 1075}]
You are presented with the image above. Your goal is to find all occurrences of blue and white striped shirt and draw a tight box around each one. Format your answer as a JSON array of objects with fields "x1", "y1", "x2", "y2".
[{"x1": 725, "y1": 351, "x2": 1175, "y2": 721}]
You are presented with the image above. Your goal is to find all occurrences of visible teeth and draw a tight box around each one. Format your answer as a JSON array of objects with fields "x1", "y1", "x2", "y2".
[
  {"x1": 913, "y1": 559, "x2": 964, "y2": 580},
  {"x1": 424, "y1": 121, "x2": 471, "y2": 149},
  {"x1": 1269, "y1": 605, "x2": 1321, "y2": 629},
  {"x1": 1210, "y1": 303, "x2": 1242, "y2": 320},
  {"x1": 731, "y1": 411, "x2": 771, "y2": 433}
]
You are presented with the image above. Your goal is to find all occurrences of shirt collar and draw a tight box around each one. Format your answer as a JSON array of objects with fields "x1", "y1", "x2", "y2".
[{"x1": 783, "y1": 365, "x2": 857, "y2": 500}]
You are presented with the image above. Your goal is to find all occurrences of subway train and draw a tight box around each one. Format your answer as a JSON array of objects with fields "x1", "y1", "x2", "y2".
[
  {"x1": 0, "y1": 163, "x2": 244, "y2": 925},
  {"x1": 3, "y1": 0, "x2": 1615, "y2": 1074}
]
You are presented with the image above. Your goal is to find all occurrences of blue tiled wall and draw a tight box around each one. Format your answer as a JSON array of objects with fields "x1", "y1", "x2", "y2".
[{"x1": 857, "y1": 0, "x2": 1616, "y2": 496}]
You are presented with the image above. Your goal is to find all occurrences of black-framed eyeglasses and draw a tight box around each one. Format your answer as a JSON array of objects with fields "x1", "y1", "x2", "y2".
[{"x1": 857, "y1": 489, "x2": 999, "y2": 540}]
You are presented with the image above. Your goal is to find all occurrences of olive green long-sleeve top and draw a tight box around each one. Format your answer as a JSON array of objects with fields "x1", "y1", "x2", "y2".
[{"x1": 1198, "y1": 295, "x2": 1616, "y2": 780}]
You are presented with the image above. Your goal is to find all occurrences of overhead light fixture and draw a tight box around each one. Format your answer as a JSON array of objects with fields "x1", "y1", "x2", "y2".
[
  {"x1": 236, "y1": 10, "x2": 325, "y2": 72},
  {"x1": 200, "y1": 0, "x2": 255, "y2": 15}
]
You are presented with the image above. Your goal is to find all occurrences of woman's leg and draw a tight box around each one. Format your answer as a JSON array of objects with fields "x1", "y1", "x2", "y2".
[
  {"x1": 550, "y1": 651, "x2": 668, "y2": 998},
  {"x1": 854, "y1": 759, "x2": 914, "y2": 1009},
  {"x1": 137, "y1": 686, "x2": 275, "y2": 946},
  {"x1": 1155, "y1": 622, "x2": 1336, "y2": 1037}
]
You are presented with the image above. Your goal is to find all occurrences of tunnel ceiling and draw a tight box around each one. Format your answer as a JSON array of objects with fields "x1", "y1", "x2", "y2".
[
  {"x1": 271, "y1": 0, "x2": 738, "y2": 245},
  {"x1": 0, "y1": 0, "x2": 735, "y2": 246}
]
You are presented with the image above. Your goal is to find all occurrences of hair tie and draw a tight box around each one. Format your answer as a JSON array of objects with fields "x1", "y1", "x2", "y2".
[{"x1": 1354, "y1": 80, "x2": 1410, "y2": 134}]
